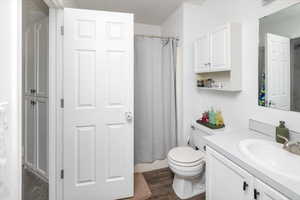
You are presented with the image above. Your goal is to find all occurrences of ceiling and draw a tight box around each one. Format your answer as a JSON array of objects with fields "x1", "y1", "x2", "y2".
[
  {"x1": 63, "y1": 0, "x2": 205, "y2": 25},
  {"x1": 261, "y1": 3, "x2": 300, "y2": 24}
]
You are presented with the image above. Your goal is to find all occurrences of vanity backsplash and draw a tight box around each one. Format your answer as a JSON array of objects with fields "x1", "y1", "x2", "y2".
[{"x1": 249, "y1": 119, "x2": 300, "y2": 142}]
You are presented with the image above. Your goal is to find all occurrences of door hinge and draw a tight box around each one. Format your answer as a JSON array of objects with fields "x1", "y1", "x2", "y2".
[
  {"x1": 60, "y1": 26, "x2": 64, "y2": 36},
  {"x1": 60, "y1": 99, "x2": 64, "y2": 108},
  {"x1": 60, "y1": 170, "x2": 64, "y2": 179}
]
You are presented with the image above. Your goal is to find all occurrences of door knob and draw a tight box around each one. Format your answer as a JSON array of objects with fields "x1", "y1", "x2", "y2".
[
  {"x1": 30, "y1": 89, "x2": 36, "y2": 94},
  {"x1": 125, "y1": 112, "x2": 133, "y2": 121}
]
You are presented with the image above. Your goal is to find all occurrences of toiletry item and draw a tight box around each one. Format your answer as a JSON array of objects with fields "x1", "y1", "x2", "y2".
[
  {"x1": 197, "y1": 80, "x2": 205, "y2": 87},
  {"x1": 209, "y1": 108, "x2": 216, "y2": 125},
  {"x1": 276, "y1": 121, "x2": 289, "y2": 144},
  {"x1": 201, "y1": 111, "x2": 209, "y2": 123},
  {"x1": 215, "y1": 111, "x2": 224, "y2": 127}
]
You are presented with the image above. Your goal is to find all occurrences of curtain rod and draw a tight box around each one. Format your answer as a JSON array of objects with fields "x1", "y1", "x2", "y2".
[{"x1": 135, "y1": 34, "x2": 179, "y2": 41}]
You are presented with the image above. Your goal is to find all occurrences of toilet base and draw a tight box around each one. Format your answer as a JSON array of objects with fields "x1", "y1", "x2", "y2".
[{"x1": 172, "y1": 174, "x2": 205, "y2": 199}]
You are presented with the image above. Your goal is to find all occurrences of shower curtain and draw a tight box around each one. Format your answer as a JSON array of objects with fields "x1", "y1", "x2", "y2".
[{"x1": 134, "y1": 36, "x2": 178, "y2": 164}]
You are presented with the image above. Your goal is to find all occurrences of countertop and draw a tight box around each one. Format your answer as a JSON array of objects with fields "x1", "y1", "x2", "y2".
[{"x1": 203, "y1": 129, "x2": 300, "y2": 200}]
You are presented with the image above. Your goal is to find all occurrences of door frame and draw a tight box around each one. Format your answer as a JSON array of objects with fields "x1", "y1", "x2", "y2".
[
  {"x1": 19, "y1": 1, "x2": 64, "y2": 199},
  {"x1": 45, "y1": 1, "x2": 64, "y2": 200}
]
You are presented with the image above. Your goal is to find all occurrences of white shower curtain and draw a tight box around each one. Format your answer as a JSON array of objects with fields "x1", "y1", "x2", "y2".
[{"x1": 134, "y1": 36, "x2": 177, "y2": 164}]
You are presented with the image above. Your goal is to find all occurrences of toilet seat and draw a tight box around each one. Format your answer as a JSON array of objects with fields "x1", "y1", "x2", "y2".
[{"x1": 168, "y1": 147, "x2": 205, "y2": 167}]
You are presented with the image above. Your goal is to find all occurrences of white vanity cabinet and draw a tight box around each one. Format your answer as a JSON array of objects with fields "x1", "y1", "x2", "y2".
[
  {"x1": 254, "y1": 179, "x2": 290, "y2": 200},
  {"x1": 206, "y1": 147, "x2": 253, "y2": 200},
  {"x1": 194, "y1": 23, "x2": 241, "y2": 73},
  {"x1": 206, "y1": 147, "x2": 290, "y2": 200}
]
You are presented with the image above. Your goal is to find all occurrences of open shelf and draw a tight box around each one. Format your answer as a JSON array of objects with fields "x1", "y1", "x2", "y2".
[{"x1": 197, "y1": 87, "x2": 242, "y2": 92}]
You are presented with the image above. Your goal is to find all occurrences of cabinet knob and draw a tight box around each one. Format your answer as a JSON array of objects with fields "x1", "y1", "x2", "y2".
[
  {"x1": 30, "y1": 100, "x2": 36, "y2": 106},
  {"x1": 254, "y1": 189, "x2": 260, "y2": 199},
  {"x1": 243, "y1": 181, "x2": 249, "y2": 191}
]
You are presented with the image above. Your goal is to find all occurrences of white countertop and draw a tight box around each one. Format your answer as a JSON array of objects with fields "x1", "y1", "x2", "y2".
[{"x1": 203, "y1": 129, "x2": 300, "y2": 200}]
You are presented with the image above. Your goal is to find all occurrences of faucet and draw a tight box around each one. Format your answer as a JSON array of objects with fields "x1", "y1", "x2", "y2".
[
  {"x1": 276, "y1": 135, "x2": 290, "y2": 149},
  {"x1": 277, "y1": 135, "x2": 300, "y2": 156}
]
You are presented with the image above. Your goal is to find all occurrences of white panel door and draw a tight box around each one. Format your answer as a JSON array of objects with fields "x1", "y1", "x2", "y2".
[
  {"x1": 36, "y1": 97, "x2": 48, "y2": 177},
  {"x1": 265, "y1": 33, "x2": 291, "y2": 111},
  {"x1": 24, "y1": 25, "x2": 36, "y2": 96},
  {"x1": 195, "y1": 34, "x2": 210, "y2": 73},
  {"x1": 36, "y1": 18, "x2": 49, "y2": 98},
  {"x1": 254, "y1": 179, "x2": 290, "y2": 200},
  {"x1": 24, "y1": 96, "x2": 36, "y2": 168},
  {"x1": 206, "y1": 147, "x2": 253, "y2": 200},
  {"x1": 210, "y1": 25, "x2": 229, "y2": 72},
  {"x1": 63, "y1": 8, "x2": 134, "y2": 200}
]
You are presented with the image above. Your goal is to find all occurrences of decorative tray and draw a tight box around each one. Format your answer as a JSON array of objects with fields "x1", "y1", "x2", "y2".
[{"x1": 196, "y1": 120, "x2": 225, "y2": 130}]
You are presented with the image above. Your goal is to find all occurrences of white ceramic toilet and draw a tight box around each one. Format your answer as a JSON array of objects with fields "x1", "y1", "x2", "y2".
[
  {"x1": 168, "y1": 123, "x2": 225, "y2": 199},
  {"x1": 168, "y1": 146, "x2": 205, "y2": 199}
]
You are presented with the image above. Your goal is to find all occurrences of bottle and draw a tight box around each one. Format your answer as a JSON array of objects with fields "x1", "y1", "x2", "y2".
[
  {"x1": 215, "y1": 110, "x2": 224, "y2": 127},
  {"x1": 276, "y1": 121, "x2": 289, "y2": 144},
  {"x1": 209, "y1": 107, "x2": 216, "y2": 125}
]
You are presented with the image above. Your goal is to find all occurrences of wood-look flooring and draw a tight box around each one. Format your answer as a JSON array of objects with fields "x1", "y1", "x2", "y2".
[
  {"x1": 22, "y1": 168, "x2": 48, "y2": 200},
  {"x1": 23, "y1": 166, "x2": 204, "y2": 200},
  {"x1": 143, "y1": 168, "x2": 206, "y2": 200}
]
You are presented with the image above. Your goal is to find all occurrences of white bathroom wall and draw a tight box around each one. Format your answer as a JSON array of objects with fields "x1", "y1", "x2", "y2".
[
  {"x1": 161, "y1": 6, "x2": 183, "y2": 43},
  {"x1": 0, "y1": 0, "x2": 22, "y2": 200},
  {"x1": 163, "y1": 0, "x2": 300, "y2": 145},
  {"x1": 134, "y1": 22, "x2": 161, "y2": 36}
]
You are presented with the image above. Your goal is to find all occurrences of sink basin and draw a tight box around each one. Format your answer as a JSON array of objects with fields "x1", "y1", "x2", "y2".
[{"x1": 239, "y1": 139, "x2": 300, "y2": 181}]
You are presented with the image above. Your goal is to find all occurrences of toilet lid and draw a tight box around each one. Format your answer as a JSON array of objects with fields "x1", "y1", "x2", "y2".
[{"x1": 168, "y1": 147, "x2": 204, "y2": 164}]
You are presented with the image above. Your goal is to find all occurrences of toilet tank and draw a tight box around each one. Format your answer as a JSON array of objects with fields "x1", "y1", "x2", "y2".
[{"x1": 189, "y1": 122, "x2": 229, "y2": 152}]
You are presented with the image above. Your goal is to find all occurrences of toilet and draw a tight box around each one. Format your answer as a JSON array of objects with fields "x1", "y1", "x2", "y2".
[{"x1": 168, "y1": 123, "x2": 224, "y2": 199}]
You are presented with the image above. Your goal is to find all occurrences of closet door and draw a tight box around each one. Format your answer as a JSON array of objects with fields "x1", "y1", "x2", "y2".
[
  {"x1": 195, "y1": 34, "x2": 210, "y2": 73},
  {"x1": 24, "y1": 25, "x2": 36, "y2": 96},
  {"x1": 210, "y1": 25, "x2": 229, "y2": 72},
  {"x1": 36, "y1": 18, "x2": 49, "y2": 98},
  {"x1": 24, "y1": 96, "x2": 36, "y2": 168},
  {"x1": 36, "y1": 98, "x2": 48, "y2": 177}
]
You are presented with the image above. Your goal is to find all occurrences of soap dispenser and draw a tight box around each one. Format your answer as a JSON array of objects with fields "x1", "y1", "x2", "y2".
[{"x1": 276, "y1": 121, "x2": 289, "y2": 144}]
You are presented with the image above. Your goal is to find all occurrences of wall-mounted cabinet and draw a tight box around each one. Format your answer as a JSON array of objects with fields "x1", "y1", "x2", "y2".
[{"x1": 195, "y1": 23, "x2": 242, "y2": 91}]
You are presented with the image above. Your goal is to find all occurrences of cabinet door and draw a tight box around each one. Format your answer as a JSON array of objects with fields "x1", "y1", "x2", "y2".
[
  {"x1": 195, "y1": 34, "x2": 210, "y2": 73},
  {"x1": 36, "y1": 98, "x2": 48, "y2": 177},
  {"x1": 254, "y1": 179, "x2": 290, "y2": 200},
  {"x1": 210, "y1": 25, "x2": 229, "y2": 72},
  {"x1": 206, "y1": 147, "x2": 253, "y2": 200},
  {"x1": 24, "y1": 97, "x2": 36, "y2": 168},
  {"x1": 36, "y1": 18, "x2": 49, "y2": 98},
  {"x1": 24, "y1": 25, "x2": 36, "y2": 96}
]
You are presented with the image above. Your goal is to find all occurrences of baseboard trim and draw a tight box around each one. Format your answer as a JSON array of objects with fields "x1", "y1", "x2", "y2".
[{"x1": 134, "y1": 159, "x2": 168, "y2": 173}]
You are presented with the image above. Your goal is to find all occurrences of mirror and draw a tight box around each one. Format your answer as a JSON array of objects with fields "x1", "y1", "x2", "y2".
[{"x1": 258, "y1": 3, "x2": 300, "y2": 112}]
